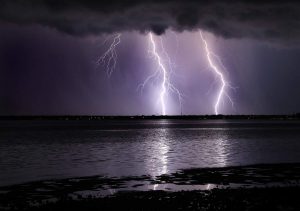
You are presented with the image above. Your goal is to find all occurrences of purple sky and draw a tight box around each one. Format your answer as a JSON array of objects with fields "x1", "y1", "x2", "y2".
[
  {"x1": 0, "y1": 23, "x2": 299, "y2": 115},
  {"x1": 0, "y1": 0, "x2": 300, "y2": 115}
]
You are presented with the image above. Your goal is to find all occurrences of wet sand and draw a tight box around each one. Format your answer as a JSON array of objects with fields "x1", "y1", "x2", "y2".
[
  {"x1": 1, "y1": 163, "x2": 300, "y2": 210},
  {"x1": 21, "y1": 187, "x2": 300, "y2": 211}
]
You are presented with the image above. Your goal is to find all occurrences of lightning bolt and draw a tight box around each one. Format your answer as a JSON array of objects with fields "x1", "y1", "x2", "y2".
[
  {"x1": 199, "y1": 31, "x2": 233, "y2": 115},
  {"x1": 96, "y1": 33, "x2": 121, "y2": 77},
  {"x1": 138, "y1": 32, "x2": 183, "y2": 115},
  {"x1": 159, "y1": 36, "x2": 183, "y2": 115},
  {"x1": 149, "y1": 32, "x2": 167, "y2": 115}
]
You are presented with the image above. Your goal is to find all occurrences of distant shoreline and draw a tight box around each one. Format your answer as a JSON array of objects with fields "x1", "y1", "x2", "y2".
[{"x1": 0, "y1": 114, "x2": 299, "y2": 121}]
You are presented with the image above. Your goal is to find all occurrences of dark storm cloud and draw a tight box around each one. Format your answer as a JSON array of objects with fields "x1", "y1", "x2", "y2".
[{"x1": 0, "y1": 0, "x2": 300, "y2": 43}]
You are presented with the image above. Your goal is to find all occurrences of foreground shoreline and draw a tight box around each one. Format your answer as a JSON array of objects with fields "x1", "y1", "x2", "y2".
[
  {"x1": 1, "y1": 163, "x2": 300, "y2": 210},
  {"x1": 23, "y1": 187, "x2": 300, "y2": 211}
]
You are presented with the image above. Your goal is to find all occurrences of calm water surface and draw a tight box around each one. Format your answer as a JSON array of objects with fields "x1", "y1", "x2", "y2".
[{"x1": 0, "y1": 119, "x2": 300, "y2": 186}]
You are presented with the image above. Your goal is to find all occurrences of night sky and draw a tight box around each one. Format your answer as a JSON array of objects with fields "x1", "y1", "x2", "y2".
[{"x1": 0, "y1": 0, "x2": 300, "y2": 115}]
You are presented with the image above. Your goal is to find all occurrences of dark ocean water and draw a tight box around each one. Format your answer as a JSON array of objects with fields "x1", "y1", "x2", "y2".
[{"x1": 0, "y1": 119, "x2": 299, "y2": 186}]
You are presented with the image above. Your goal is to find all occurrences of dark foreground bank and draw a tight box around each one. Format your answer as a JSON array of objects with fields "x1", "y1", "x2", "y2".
[
  {"x1": 21, "y1": 187, "x2": 300, "y2": 211},
  {"x1": 1, "y1": 163, "x2": 300, "y2": 210},
  {"x1": 2, "y1": 187, "x2": 300, "y2": 211}
]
